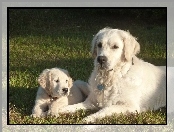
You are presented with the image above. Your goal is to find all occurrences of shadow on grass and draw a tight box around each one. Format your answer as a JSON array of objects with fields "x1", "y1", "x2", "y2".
[{"x1": 9, "y1": 86, "x2": 37, "y2": 116}]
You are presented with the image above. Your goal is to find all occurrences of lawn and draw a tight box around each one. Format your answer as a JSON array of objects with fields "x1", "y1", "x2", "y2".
[{"x1": 9, "y1": 8, "x2": 166, "y2": 124}]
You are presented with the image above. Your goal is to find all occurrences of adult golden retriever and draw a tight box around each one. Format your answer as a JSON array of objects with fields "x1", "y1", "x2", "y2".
[{"x1": 58, "y1": 28, "x2": 166, "y2": 123}]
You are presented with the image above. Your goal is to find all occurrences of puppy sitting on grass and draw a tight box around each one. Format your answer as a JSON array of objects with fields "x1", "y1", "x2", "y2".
[{"x1": 32, "y1": 67, "x2": 89, "y2": 117}]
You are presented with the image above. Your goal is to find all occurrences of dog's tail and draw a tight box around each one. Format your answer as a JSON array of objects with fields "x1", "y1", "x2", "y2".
[{"x1": 73, "y1": 80, "x2": 90, "y2": 96}]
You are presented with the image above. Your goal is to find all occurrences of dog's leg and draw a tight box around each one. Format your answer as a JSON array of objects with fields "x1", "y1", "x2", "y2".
[
  {"x1": 73, "y1": 80, "x2": 90, "y2": 96},
  {"x1": 48, "y1": 97, "x2": 68, "y2": 116},
  {"x1": 58, "y1": 97, "x2": 98, "y2": 113},
  {"x1": 31, "y1": 101, "x2": 48, "y2": 117},
  {"x1": 82, "y1": 105, "x2": 140, "y2": 123}
]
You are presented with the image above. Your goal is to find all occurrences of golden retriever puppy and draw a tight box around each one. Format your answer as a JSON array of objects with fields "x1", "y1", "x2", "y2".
[{"x1": 31, "y1": 67, "x2": 89, "y2": 117}]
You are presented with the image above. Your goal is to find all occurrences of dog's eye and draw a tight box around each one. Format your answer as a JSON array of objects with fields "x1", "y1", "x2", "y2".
[
  {"x1": 66, "y1": 80, "x2": 68, "y2": 83},
  {"x1": 112, "y1": 45, "x2": 119, "y2": 49},
  {"x1": 55, "y1": 79, "x2": 59, "y2": 83},
  {"x1": 97, "y1": 42, "x2": 102, "y2": 48}
]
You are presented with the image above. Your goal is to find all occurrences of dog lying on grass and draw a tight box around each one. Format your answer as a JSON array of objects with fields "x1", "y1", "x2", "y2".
[
  {"x1": 57, "y1": 28, "x2": 166, "y2": 123},
  {"x1": 31, "y1": 67, "x2": 89, "y2": 117}
]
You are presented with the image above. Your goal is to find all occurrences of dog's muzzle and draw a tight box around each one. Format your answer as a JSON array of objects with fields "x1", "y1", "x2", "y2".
[{"x1": 97, "y1": 56, "x2": 107, "y2": 68}]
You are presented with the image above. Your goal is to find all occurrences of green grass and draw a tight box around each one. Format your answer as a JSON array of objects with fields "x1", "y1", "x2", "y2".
[{"x1": 9, "y1": 9, "x2": 166, "y2": 124}]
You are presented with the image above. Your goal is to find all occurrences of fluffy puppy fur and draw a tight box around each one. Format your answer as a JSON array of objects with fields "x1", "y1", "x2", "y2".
[
  {"x1": 57, "y1": 28, "x2": 166, "y2": 123},
  {"x1": 31, "y1": 67, "x2": 89, "y2": 117}
]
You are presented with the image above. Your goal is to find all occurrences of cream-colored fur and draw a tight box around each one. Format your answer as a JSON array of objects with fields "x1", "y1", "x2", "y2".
[
  {"x1": 58, "y1": 28, "x2": 166, "y2": 123},
  {"x1": 31, "y1": 67, "x2": 89, "y2": 117}
]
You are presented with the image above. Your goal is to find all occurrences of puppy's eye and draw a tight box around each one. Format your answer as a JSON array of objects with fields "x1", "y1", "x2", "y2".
[
  {"x1": 97, "y1": 42, "x2": 102, "y2": 48},
  {"x1": 112, "y1": 45, "x2": 119, "y2": 49},
  {"x1": 66, "y1": 80, "x2": 68, "y2": 83},
  {"x1": 55, "y1": 79, "x2": 59, "y2": 83}
]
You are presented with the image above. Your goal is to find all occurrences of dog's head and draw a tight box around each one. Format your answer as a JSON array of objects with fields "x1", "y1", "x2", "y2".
[
  {"x1": 91, "y1": 28, "x2": 140, "y2": 70},
  {"x1": 38, "y1": 68, "x2": 73, "y2": 98}
]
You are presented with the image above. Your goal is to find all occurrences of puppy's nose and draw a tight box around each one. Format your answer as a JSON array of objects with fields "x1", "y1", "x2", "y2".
[
  {"x1": 97, "y1": 56, "x2": 107, "y2": 64},
  {"x1": 62, "y1": 88, "x2": 68, "y2": 93}
]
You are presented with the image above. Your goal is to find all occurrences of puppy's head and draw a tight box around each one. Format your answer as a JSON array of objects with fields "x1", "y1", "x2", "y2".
[
  {"x1": 38, "y1": 68, "x2": 73, "y2": 98},
  {"x1": 91, "y1": 28, "x2": 140, "y2": 70}
]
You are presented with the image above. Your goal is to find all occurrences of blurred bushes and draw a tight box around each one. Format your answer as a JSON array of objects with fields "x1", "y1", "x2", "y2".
[
  {"x1": 9, "y1": 8, "x2": 166, "y2": 23},
  {"x1": 83, "y1": 9, "x2": 166, "y2": 22},
  {"x1": 8, "y1": 8, "x2": 166, "y2": 36}
]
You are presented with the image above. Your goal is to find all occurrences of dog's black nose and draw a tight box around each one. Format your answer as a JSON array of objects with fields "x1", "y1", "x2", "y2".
[
  {"x1": 97, "y1": 56, "x2": 107, "y2": 64},
  {"x1": 62, "y1": 88, "x2": 68, "y2": 93}
]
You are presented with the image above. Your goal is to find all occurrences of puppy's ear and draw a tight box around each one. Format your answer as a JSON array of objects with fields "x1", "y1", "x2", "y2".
[
  {"x1": 38, "y1": 69, "x2": 49, "y2": 88},
  {"x1": 119, "y1": 30, "x2": 140, "y2": 61},
  {"x1": 38, "y1": 69, "x2": 52, "y2": 93},
  {"x1": 68, "y1": 77, "x2": 73, "y2": 88}
]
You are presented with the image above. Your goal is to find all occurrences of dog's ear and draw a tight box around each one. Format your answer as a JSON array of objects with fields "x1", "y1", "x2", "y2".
[
  {"x1": 68, "y1": 77, "x2": 73, "y2": 88},
  {"x1": 119, "y1": 30, "x2": 140, "y2": 61},
  {"x1": 61, "y1": 69, "x2": 73, "y2": 88},
  {"x1": 91, "y1": 34, "x2": 98, "y2": 58},
  {"x1": 38, "y1": 69, "x2": 49, "y2": 88},
  {"x1": 38, "y1": 69, "x2": 52, "y2": 93}
]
